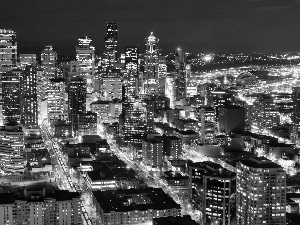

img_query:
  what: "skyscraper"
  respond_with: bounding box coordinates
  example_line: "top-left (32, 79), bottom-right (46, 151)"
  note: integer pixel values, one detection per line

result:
top-left (175, 48), bottom-right (186, 101)
top-left (19, 54), bottom-right (37, 67)
top-left (0, 123), bottom-right (24, 173)
top-left (125, 46), bottom-right (139, 98)
top-left (21, 65), bottom-right (38, 126)
top-left (291, 87), bottom-right (300, 144)
top-left (1, 70), bottom-right (22, 124)
top-left (158, 56), bottom-right (167, 95)
top-left (76, 37), bottom-right (95, 93)
top-left (122, 101), bottom-right (146, 145)
top-left (102, 72), bottom-right (122, 101)
top-left (0, 29), bottom-right (17, 74)
top-left (143, 32), bottom-right (159, 95)
top-left (68, 76), bottom-right (86, 135)
top-left (218, 105), bottom-right (245, 134)
top-left (236, 157), bottom-right (286, 225)
top-left (102, 22), bottom-right (118, 73)
top-left (41, 45), bottom-right (57, 79)
top-left (46, 78), bottom-right (67, 123)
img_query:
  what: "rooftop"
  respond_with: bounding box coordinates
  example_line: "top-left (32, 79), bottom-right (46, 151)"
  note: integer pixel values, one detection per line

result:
top-left (153, 216), bottom-right (198, 225)
top-left (93, 187), bottom-right (180, 213)
top-left (240, 157), bottom-right (283, 169)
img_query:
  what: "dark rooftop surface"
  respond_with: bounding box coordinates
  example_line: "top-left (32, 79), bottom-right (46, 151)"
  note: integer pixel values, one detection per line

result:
top-left (0, 190), bottom-right (80, 204)
top-left (91, 100), bottom-right (111, 105)
top-left (0, 193), bottom-right (16, 204)
top-left (220, 105), bottom-right (244, 109)
top-left (153, 215), bottom-right (198, 225)
top-left (239, 157), bottom-right (282, 169)
top-left (93, 187), bottom-right (180, 213)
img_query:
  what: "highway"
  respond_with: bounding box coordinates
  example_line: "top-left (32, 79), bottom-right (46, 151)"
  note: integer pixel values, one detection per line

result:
top-left (41, 122), bottom-right (93, 225)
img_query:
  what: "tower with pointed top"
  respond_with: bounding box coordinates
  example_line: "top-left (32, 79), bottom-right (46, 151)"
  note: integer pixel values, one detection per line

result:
top-left (143, 32), bottom-right (160, 95)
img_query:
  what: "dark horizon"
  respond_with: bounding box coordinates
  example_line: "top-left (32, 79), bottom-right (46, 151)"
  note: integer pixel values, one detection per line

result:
top-left (2, 0), bottom-right (300, 55)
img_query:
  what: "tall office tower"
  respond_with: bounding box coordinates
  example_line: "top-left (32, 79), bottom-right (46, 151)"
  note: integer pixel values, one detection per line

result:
top-left (142, 136), bottom-right (164, 170)
top-left (1, 70), bottom-right (22, 125)
top-left (0, 123), bottom-right (24, 173)
top-left (0, 29), bottom-right (17, 74)
top-left (41, 45), bottom-right (57, 79)
top-left (37, 69), bottom-right (48, 124)
top-left (19, 54), bottom-right (37, 67)
top-left (46, 78), bottom-right (67, 123)
top-left (197, 106), bottom-right (217, 145)
top-left (174, 48), bottom-right (186, 101)
top-left (102, 22), bottom-right (118, 73)
top-left (188, 161), bottom-right (235, 225)
top-left (143, 98), bottom-right (155, 132)
top-left (102, 72), bottom-right (122, 100)
top-left (0, 189), bottom-right (81, 225)
top-left (158, 56), bottom-right (167, 95)
top-left (125, 46), bottom-right (139, 98)
top-left (68, 76), bottom-right (86, 135)
top-left (165, 74), bottom-right (175, 109)
top-left (218, 105), bottom-right (245, 134)
top-left (236, 157), bottom-right (286, 225)
top-left (21, 66), bottom-right (38, 126)
top-left (76, 37), bottom-right (95, 93)
top-left (143, 32), bottom-right (159, 95)
top-left (122, 101), bottom-right (146, 145)
top-left (291, 87), bottom-right (300, 144)
top-left (74, 112), bottom-right (97, 136)
top-left (252, 94), bottom-right (279, 129)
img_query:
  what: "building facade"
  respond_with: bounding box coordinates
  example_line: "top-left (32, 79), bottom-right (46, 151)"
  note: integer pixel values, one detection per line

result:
top-left (236, 157), bottom-right (286, 225)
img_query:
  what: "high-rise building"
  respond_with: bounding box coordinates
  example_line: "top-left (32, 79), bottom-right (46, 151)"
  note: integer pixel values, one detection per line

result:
top-left (236, 157), bottom-right (286, 225)
top-left (158, 56), bottom-right (167, 95)
top-left (122, 101), bottom-right (146, 145)
top-left (143, 98), bottom-right (155, 132)
top-left (165, 74), bottom-right (175, 109)
top-left (0, 29), bottom-right (17, 74)
top-left (1, 70), bottom-right (22, 124)
top-left (41, 45), bottom-right (57, 79)
top-left (125, 46), bottom-right (139, 98)
top-left (102, 22), bottom-right (118, 72)
top-left (292, 87), bottom-right (300, 144)
top-left (0, 189), bottom-right (81, 225)
top-left (102, 72), bottom-right (122, 101)
top-left (163, 135), bottom-right (182, 159)
top-left (142, 135), bottom-right (164, 171)
top-left (46, 78), bottom-right (68, 123)
top-left (252, 94), bottom-right (279, 129)
top-left (0, 123), bottom-right (24, 173)
top-left (75, 112), bottom-right (97, 136)
top-left (76, 37), bottom-right (95, 93)
top-left (37, 69), bottom-right (48, 124)
top-left (21, 66), bottom-right (38, 126)
top-left (175, 48), bottom-right (186, 101)
top-left (188, 161), bottom-right (236, 225)
top-left (218, 105), bottom-right (245, 134)
top-left (143, 32), bottom-right (159, 95)
top-left (19, 54), bottom-right (37, 67)
top-left (197, 106), bottom-right (216, 145)
top-left (68, 76), bottom-right (86, 135)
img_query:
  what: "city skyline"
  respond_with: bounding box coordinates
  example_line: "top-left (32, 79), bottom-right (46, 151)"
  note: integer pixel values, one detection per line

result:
top-left (2, 0), bottom-right (300, 54)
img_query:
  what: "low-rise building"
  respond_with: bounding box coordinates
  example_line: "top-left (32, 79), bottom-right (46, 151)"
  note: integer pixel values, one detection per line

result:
top-left (0, 188), bottom-right (80, 225)
top-left (92, 187), bottom-right (181, 225)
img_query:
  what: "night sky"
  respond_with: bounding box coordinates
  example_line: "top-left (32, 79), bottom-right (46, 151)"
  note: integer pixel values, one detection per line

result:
top-left (1, 0), bottom-right (300, 55)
